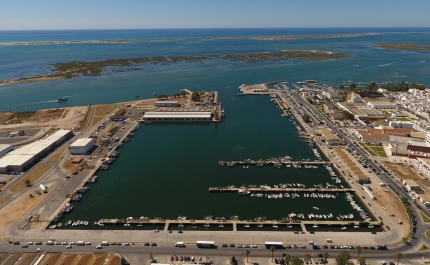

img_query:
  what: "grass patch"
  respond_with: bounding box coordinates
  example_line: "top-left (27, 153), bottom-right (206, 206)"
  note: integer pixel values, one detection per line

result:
top-left (4, 112), bottom-right (35, 125)
top-left (426, 231), bottom-right (430, 239)
top-left (359, 143), bottom-right (387, 157)
top-left (420, 211), bottom-right (430, 223)
top-left (45, 146), bottom-right (67, 163)
top-left (420, 244), bottom-right (429, 251)
top-left (0, 196), bottom-right (12, 206)
top-left (10, 165), bottom-right (52, 192)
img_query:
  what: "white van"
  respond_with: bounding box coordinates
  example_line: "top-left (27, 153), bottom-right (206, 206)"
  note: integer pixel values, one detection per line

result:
top-left (101, 241), bottom-right (109, 246)
top-left (175, 242), bottom-right (185, 247)
top-left (46, 241), bottom-right (54, 245)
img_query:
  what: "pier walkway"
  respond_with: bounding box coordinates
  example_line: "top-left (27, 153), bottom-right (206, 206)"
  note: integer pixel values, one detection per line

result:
top-left (219, 160), bottom-right (331, 165)
top-left (208, 187), bottom-right (354, 193)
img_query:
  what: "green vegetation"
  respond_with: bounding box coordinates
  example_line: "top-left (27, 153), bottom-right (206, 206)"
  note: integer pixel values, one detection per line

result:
top-left (357, 256), bottom-right (366, 265)
top-left (336, 251), bottom-right (352, 265)
top-left (284, 254), bottom-right (292, 265)
top-left (156, 94), bottom-right (168, 99)
top-left (377, 43), bottom-right (430, 51)
top-left (270, 246), bottom-right (275, 261)
top-left (400, 196), bottom-right (415, 221)
top-left (426, 230), bottom-right (430, 238)
top-left (380, 81), bottom-right (425, 91)
top-left (291, 256), bottom-right (304, 265)
top-left (342, 110), bottom-right (354, 120)
top-left (420, 211), bottom-right (430, 223)
top-left (359, 143), bottom-right (387, 158)
top-left (339, 84), bottom-right (345, 89)
top-left (365, 82), bottom-right (378, 90)
top-left (396, 253), bottom-right (403, 265)
top-left (4, 112), bottom-right (35, 125)
top-left (2, 50), bottom-right (350, 85)
top-left (419, 245), bottom-right (429, 251)
top-left (244, 250), bottom-right (250, 262)
top-left (306, 98), bottom-right (313, 104)
top-left (349, 83), bottom-right (356, 88)
top-left (191, 91), bottom-right (200, 101)
top-left (302, 114), bottom-right (310, 123)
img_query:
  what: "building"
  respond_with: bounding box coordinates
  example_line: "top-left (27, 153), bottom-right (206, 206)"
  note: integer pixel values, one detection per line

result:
top-left (403, 179), bottom-right (421, 192)
top-left (367, 101), bottom-right (399, 109)
top-left (316, 128), bottom-right (345, 146)
top-left (154, 100), bottom-right (180, 108)
top-left (413, 157), bottom-right (430, 179)
top-left (143, 111), bottom-right (212, 122)
top-left (418, 193), bottom-right (430, 205)
top-left (68, 138), bottom-right (95, 155)
top-left (0, 144), bottom-right (13, 158)
top-left (0, 129), bottom-right (72, 173)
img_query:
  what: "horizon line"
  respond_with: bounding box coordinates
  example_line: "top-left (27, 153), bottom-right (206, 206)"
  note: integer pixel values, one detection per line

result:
top-left (2, 26), bottom-right (430, 32)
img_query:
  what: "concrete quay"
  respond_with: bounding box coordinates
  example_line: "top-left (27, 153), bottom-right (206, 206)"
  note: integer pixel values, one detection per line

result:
top-left (218, 160), bottom-right (332, 165)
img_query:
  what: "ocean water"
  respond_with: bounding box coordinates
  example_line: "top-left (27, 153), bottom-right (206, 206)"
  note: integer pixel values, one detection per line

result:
top-left (0, 28), bottom-right (429, 225)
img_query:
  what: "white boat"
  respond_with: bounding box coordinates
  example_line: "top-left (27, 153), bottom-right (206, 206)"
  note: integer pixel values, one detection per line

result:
top-left (313, 225), bottom-right (318, 228)
top-left (238, 189), bottom-right (251, 195)
top-left (341, 227), bottom-right (347, 230)
top-left (287, 225), bottom-right (292, 228)
top-left (218, 225), bottom-right (224, 228)
top-left (354, 226), bottom-right (359, 228)
top-left (368, 225), bottom-right (374, 228)
top-left (313, 207), bottom-right (319, 210)
top-left (272, 225), bottom-right (278, 228)
top-left (244, 225), bottom-right (250, 228)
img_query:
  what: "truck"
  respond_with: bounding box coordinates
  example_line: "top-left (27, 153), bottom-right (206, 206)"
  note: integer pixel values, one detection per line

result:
top-left (39, 184), bottom-right (47, 193)
top-left (76, 241), bottom-right (85, 246)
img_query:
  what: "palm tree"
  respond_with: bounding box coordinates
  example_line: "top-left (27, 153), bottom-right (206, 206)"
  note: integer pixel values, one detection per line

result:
top-left (25, 179), bottom-right (31, 187)
top-left (357, 256), bottom-right (366, 265)
top-left (284, 254), bottom-right (292, 265)
top-left (270, 246), bottom-right (276, 262)
top-left (356, 246), bottom-right (362, 260)
top-left (245, 250), bottom-right (250, 263)
top-left (396, 252), bottom-right (403, 265)
top-left (304, 254), bottom-right (311, 262)
top-left (323, 252), bottom-right (329, 263)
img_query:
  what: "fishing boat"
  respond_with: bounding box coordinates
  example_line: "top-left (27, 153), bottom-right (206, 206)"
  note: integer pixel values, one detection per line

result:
top-left (368, 225), bottom-right (374, 228)
top-left (57, 96), bottom-right (68, 101)
top-left (244, 224), bottom-right (250, 228)
top-left (218, 225), bottom-right (224, 228)
top-left (341, 227), bottom-right (347, 230)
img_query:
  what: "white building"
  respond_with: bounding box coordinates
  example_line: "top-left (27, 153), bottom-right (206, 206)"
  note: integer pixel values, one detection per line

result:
top-left (0, 129), bottom-right (72, 173)
top-left (154, 100), bottom-right (180, 108)
top-left (413, 157), bottom-right (430, 179)
top-left (389, 121), bottom-right (414, 129)
top-left (143, 111), bottom-right (212, 122)
top-left (367, 101), bottom-right (398, 109)
top-left (68, 138), bottom-right (95, 155)
top-left (403, 179), bottom-right (421, 192)
top-left (0, 144), bottom-right (13, 158)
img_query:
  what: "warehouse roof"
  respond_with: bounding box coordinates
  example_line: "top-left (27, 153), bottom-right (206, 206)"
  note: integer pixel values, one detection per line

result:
top-left (0, 144), bottom-right (13, 152)
top-left (144, 112), bottom-right (211, 118)
top-left (70, 138), bottom-right (94, 147)
top-left (9, 129), bottom-right (70, 156)
top-left (0, 154), bottom-right (33, 168)
top-left (155, 100), bottom-right (179, 104)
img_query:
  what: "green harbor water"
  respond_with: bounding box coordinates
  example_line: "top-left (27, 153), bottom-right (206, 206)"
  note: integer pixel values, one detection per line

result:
top-left (60, 94), bottom-right (376, 230)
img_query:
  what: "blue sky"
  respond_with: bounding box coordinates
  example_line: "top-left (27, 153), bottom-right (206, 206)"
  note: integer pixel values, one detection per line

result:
top-left (2, 0), bottom-right (430, 30)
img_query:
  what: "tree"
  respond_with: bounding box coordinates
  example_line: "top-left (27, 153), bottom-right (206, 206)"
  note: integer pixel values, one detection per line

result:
top-left (335, 251), bottom-right (351, 265)
top-left (339, 84), bottom-right (345, 89)
top-left (356, 246), bottom-right (362, 260)
top-left (245, 250), bottom-right (250, 263)
top-left (148, 252), bottom-right (154, 262)
top-left (357, 256), bottom-right (366, 265)
top-left (270, 246), bottom-right (275, 261)
top-left (191, 91), bottom-right (200, 101)
top-left (365, 82), bottom-right (378, 91)
top-left (25, 179), bottom-right (31, 187)
top-left (323, 252), bottom-right (329, 263)
top-left (230, 256), bottom-right (236, 265)
top-left (284, 254), bottom-right (292, 265)
top-left (396, 252), bottom-right (403, 265)
top-left (349, 83), bottom-right (356, 88)
top-left (304, 254), bottom-right (311, 262)
top-left (291, 256), bottom-right (304, 265)
top-left (302, 114), bottom-right (310, 123)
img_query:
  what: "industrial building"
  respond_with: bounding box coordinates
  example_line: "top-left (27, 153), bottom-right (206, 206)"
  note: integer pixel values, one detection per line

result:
top-left (68, 138), bottom-right (95, 155)
top-left (0, 144), bottom-right (13, 158)
top-left (143, 111), bottom-right (212, 122)
top-left (0, 129), bottom-right (72, 173)
top-left (154, 100), bottom-right (180, 107)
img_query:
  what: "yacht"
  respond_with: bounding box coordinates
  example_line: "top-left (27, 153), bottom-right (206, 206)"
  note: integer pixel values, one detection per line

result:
top-left (237, 189), bottom-right (251, 195)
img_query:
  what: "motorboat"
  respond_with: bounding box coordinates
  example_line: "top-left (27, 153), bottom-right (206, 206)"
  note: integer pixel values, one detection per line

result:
top-left (313, 207), bottom-right (319, 210)
top-left (237, 189), bottom-right (251, 195)
top-left (57, 96), bottom-right (67, 101)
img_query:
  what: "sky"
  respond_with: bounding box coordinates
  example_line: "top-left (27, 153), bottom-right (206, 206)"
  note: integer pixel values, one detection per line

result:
top-left (2, 0), bottom-right (430, 30)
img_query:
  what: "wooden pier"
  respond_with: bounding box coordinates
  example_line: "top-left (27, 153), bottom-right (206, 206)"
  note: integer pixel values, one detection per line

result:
top-left (208, 187), bottom-right (354, 193)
